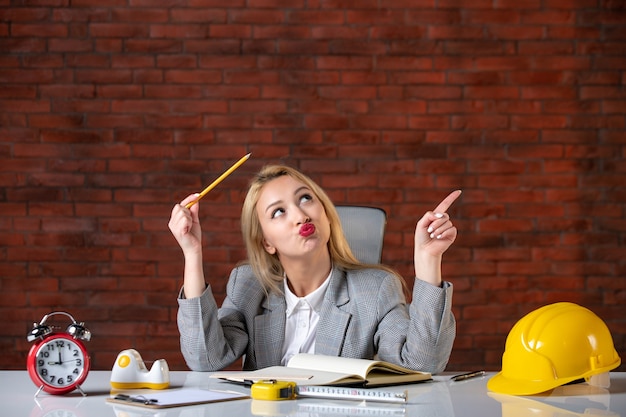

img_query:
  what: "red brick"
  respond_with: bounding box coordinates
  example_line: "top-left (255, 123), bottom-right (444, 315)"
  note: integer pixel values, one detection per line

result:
top-left (535, 56), bottom-right (592, 70)
top-left (11, 23), bottom-right (68, 38)
top-left (371, 26), bottom-right (429, 43)
top-left (89, 23), bottom-right (147, 38)
top-left (123, 39), bottom-right (181, 54)
top-left (170, 9), bottom-right (227, 23)
top-left (429, 25), bottom-right (484, 40)
top-left (316, 56), bottom-right (372, 70)
top-left (452, 115), bottom-right (509, 130)
top-left (248, 0), bottom-right (305, 7)
top-left (110, 7), bottom-right (168, 21)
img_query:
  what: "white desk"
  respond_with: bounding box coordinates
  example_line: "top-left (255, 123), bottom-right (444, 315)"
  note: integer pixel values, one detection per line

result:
top-left (2, 370), bottom-right (625, 417)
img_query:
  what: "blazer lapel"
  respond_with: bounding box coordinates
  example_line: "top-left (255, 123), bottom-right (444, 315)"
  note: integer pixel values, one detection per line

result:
top-left (316, 268), bottom-right (352, 356)
top-left (254, 292), bottom-right (286, 368)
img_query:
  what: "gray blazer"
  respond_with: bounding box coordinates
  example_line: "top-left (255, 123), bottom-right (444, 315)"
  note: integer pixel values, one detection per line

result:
top-left (177, 264), bottom-right (455, 374)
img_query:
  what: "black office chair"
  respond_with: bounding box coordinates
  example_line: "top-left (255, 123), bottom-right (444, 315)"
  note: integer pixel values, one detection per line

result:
top-left (336, 206), bottom-right (387, 264)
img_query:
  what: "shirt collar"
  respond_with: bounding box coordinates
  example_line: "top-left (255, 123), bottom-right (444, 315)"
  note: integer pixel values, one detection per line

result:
top-left (284, 267), bottom-right (332, 316)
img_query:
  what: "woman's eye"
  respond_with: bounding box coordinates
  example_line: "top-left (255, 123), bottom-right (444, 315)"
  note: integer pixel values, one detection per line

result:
top-left (271, 208), bottom-right (285, 219)
top-left (299, 194), bottom-right (313, 204)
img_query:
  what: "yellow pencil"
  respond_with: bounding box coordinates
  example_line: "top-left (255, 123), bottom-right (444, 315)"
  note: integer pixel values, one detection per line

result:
top-left (185, 153), bottom-right (251, 209)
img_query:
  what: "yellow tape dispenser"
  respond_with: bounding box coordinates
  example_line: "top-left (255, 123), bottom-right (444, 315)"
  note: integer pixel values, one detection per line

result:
top-left (110, 349), bottom-right (170, 390)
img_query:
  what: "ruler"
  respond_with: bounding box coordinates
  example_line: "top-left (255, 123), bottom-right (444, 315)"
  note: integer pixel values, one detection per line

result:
top-left (296, 385), bottom-right (408, 404)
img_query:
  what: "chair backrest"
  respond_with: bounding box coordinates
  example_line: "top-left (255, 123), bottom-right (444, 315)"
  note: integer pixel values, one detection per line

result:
top-left (335, 206), bottom-right (387, 264)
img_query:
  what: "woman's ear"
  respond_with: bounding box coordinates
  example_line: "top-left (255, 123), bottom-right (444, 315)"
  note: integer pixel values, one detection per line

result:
top-left (262, 238), bottom-right (276, 255)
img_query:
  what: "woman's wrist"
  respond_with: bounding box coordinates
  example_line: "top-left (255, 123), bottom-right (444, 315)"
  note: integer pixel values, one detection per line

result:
top-left (414, 253), bottom-right (443, 287)
top-left (182, 251), bottom-right (206, 298)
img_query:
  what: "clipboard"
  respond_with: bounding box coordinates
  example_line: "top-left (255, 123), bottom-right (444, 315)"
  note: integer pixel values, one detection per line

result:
top-left (106, 388), bottom-right (249, 409)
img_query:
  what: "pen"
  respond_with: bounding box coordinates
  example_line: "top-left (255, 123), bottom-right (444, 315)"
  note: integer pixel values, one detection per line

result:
top-left (114, 394), bottom-right (158, 405)
top-left (451, 370), bottom-right (485, 382)
top-left (219, 378), bottom-right (256, 387)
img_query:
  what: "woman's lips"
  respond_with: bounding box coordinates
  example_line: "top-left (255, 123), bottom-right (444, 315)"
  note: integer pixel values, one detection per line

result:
top-left (299, 223), bottom-right (316, 237)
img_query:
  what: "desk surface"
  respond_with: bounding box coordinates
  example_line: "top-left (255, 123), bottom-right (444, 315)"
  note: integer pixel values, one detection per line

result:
top-left (2, 370), bottom-right (625, 417)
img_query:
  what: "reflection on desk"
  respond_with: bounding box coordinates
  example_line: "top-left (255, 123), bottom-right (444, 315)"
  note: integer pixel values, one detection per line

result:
top-left (489, 382), bottom-right (622, 417)
top-left (1, 371), bottom-right (623, 417)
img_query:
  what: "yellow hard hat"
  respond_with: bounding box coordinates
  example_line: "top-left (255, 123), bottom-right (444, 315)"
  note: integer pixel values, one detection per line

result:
top-left (487, 302), bottom-right (621, 395)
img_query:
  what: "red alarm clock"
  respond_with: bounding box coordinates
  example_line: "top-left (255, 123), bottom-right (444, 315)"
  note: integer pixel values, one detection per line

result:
top-left (26, 311), bottom-right (91, 396)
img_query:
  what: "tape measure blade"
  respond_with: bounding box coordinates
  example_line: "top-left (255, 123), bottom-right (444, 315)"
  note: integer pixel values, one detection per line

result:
top-left (295, 385), bottom-right (408, 404)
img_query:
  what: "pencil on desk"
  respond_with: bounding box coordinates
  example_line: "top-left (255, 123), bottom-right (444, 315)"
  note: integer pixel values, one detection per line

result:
top-left (185, 153), bottom-right (251, 209)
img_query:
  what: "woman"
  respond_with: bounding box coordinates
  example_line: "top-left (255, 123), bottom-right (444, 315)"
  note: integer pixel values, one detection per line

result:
top-left (168, 165), bottom-right (461, 373)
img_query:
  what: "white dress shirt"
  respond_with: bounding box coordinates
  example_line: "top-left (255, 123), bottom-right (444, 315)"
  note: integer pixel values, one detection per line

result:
top-left (281, 270), bottom-right (332, 365)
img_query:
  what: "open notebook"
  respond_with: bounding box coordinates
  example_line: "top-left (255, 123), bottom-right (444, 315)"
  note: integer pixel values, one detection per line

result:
top-left (211, 353), bottom-right (431, 387)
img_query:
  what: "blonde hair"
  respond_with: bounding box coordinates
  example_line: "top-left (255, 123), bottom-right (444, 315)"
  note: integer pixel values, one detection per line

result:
top-left (240, 165), bottom-right (402, 295)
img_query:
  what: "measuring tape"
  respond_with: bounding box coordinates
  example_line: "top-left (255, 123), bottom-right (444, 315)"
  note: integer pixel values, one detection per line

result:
top-left (251, 380), bottom-right (408, 404)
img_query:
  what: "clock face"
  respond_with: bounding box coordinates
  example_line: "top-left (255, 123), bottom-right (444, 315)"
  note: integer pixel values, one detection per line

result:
top-left (28, 334), bottom-right (90, 394)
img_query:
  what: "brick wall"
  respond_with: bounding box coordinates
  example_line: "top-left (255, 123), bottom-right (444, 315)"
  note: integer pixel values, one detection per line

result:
top-left (1, 1), bottom-right (624, 373)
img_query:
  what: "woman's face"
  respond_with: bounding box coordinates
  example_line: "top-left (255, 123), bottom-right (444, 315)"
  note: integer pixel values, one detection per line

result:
top-left (256, 175), bottom-right (330, 260)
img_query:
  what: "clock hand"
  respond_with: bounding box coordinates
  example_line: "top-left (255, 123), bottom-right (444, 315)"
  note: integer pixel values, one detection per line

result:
top-left (48, 352), bottom-right (63, 365)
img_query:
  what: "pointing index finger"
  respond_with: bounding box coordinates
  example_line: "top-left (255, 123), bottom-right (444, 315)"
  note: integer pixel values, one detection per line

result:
top-left (433, 190), bottom-right (462, 214)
